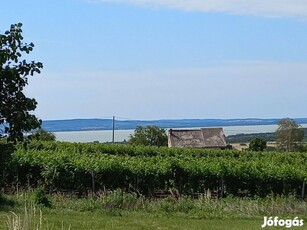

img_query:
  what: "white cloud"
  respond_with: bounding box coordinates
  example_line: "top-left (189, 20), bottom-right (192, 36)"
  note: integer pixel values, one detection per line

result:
top-left (91, 0), bottom-right (307, 18)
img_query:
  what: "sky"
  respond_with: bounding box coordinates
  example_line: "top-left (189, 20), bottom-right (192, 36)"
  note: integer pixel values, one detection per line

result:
top-left (1, 0), bottom-right (307, 120)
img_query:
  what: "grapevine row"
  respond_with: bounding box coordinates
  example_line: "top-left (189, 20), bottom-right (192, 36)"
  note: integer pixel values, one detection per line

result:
top-left (8, 141), bottom-right (307, 197)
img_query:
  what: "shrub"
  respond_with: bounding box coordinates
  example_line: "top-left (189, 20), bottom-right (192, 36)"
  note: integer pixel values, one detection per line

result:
top-left (32, 189), bottom-right (51, 208)
top-left (102, 189), bottom-right (138, 210)
top-left (249, 138), bottom-right (267, 151)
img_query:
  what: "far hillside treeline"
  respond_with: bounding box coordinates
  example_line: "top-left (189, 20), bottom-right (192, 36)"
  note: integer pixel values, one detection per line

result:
top-left (42, 118), bottom-right (307, 132)
top-left (226, 128), bottom-right (307, 143)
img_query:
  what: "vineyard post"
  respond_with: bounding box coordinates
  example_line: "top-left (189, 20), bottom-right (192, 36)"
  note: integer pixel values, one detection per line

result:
top-left (2, 168), bottom-right (5, 189)
top-left (49, 168), bottom-right (57, 195)
top-left (219, 176), bottom-right (224, 198)
top-left (112, 116), bottom-right (115, 143)
top-left (302, 181), bottom-right (305, 200)
top-left (91, 171), bottom-right (95, 196)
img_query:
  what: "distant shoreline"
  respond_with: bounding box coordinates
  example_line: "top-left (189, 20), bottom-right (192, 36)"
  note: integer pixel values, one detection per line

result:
top-left (53, 123), bottom-right (307, 143)
top-left (42, 118), bottom-right (307, 133)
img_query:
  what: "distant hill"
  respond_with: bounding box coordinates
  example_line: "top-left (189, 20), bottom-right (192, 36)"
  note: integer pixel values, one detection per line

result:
top-left (226, 132), bottom-right (276, 143)
top-left (226, 128), bottom-right (307, 143)
top-left (42, 118), bottom-right (307, 133)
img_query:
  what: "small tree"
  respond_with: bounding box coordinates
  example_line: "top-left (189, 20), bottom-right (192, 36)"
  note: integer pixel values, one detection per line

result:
top-left (249, 137), bottom-right (267, 151)
top-left (129, 125), bottom-right (168, 147)
top-left (0, 23), bottom-right (43, 142)
top-left (29, 128), bottom-right (56, 141)
top-left (276, 118), bottom-right (304, 152)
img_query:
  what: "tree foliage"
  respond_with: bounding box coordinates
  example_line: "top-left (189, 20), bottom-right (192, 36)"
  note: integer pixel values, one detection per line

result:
top-left (276, 118), bottom-right (304, 152)
top-left (0, 23), bottom-right (43, 142)
top-left (129, 125), bottom-right (168, 147)
top-left (0, 141), bottom-right (15, 187)
top-left (249, 137), bottom-right (267, 151)
top-left (29, 128), bottom-right (56, 142)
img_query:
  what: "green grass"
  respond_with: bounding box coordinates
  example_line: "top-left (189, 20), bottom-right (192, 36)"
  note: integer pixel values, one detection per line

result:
top-left (1, 192), bottom-right (307, 230)
top-left (0, 209), bottom-right (264, 230)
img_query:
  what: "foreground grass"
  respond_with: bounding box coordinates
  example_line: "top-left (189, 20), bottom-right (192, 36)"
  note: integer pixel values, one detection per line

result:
top-left (1, 191), bottom-right (307, 230)
top-left (0, 210), bottom-right (263, 230)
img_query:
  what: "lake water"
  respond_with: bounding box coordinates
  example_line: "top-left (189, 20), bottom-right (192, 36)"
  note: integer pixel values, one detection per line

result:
top-left (55, 124), bottom-right (307, 143)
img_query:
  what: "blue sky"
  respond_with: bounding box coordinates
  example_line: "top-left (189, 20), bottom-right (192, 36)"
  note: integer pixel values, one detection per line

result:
top-left (1, 0), bottom-right (307, 120)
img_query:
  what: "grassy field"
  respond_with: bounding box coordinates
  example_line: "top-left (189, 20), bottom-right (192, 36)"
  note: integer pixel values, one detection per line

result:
top-left (0, 209), bottom-right (264, 230)
top-left (1, 192), bottom-right (307, 230)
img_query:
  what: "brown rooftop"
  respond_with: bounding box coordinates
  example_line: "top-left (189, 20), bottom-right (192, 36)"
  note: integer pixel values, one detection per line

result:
top-left (168, 127), bottom-right (227, 148)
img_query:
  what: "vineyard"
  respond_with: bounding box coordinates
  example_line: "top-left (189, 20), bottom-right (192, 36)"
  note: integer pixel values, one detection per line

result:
top-left (4, 141), bottom-right (307, 197)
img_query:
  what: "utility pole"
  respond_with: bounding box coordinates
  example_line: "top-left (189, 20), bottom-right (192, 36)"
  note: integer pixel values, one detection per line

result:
top-left (112, 116), bottom-right (115, 143)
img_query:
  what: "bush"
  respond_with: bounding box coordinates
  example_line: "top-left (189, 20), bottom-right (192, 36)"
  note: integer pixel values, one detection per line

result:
top-left (157, 197), bottom-right (176, 213)
top-left (32, 188), bottom-right (51, 207)
top-left (29, 129), bottom-right (56, 142)
top-left (249, 138), bottom-right (267, 151)
top-left (0, 193), bottom-right (14, 207)
top-left (102, 189), bottom-right (139, 210)
top-left (129, 125), bottom-right (168, 147)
